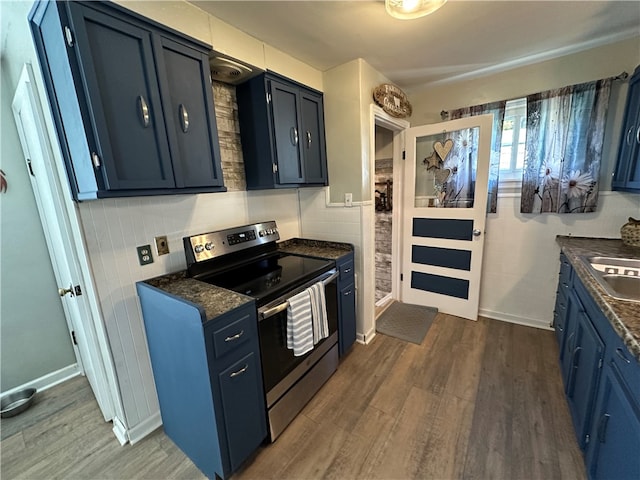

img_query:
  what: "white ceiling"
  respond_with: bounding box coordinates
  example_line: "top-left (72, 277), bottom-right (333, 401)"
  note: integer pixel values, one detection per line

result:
top-left (190, 0), bottom-right (640, 90)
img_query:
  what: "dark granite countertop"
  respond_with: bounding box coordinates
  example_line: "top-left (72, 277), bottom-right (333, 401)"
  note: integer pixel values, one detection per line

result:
top-left (556, 236), bottom-right (640, 362)
top-left (141, 271), bottom-right (253, 321)
top-left (278, 238), bottom-right (353, 260)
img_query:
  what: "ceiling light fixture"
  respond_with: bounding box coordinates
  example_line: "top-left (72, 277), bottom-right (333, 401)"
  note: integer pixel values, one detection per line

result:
top-left (385, 0), bottom-right (447, 20)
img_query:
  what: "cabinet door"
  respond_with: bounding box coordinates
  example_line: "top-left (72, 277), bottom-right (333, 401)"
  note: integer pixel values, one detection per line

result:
top-left (566, 310), bottom-right (604, 449)
top-left (613, 68), bottom-right (640, 191)
top-left (300, 91), bottom-right (327, 184)
top-left (156, 37), bottom-right (224, 188)
top-left (67, 3), bottom-right (175, 190)
top-left (587, 363), bottom-right (640, 480)
top-left (560, 290), bottom-right (580, 387)
top-left (218, 352), bottom-right (267, 472)
top-left (270, 80), bottom-right (304, 184)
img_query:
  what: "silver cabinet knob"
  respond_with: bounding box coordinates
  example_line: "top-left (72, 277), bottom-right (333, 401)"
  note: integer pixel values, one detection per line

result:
top-left (473, 229), bottom-right (482, 237)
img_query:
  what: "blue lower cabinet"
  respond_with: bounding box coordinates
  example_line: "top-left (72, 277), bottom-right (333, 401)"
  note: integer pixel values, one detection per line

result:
top-left (137, 283), bottom-right (266, 479)
top-left (217, 352), bottom-right (266, 472)
top-left (586, 362), bottom-right (640, 480)
top-left (336, 253), bottom-right (356, 356)
top-left (554, 252), bottom-right (640, 477)
top-left (565, 305), bottom-right (604, 449)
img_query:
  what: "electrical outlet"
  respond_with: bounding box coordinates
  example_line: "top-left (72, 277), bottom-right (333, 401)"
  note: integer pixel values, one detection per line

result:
top-left (345, 193), bottom-right (353, 207)
top-left (137, 245), bottom-right (154, 265)
top-left (155, 235), bottom-right (169, 256)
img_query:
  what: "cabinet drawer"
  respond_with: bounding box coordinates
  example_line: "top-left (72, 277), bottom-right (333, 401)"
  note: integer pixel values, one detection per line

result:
top-left (211, 312), bottom-right (254, 359)
top-left (339, 259), bottom-right (354, 281)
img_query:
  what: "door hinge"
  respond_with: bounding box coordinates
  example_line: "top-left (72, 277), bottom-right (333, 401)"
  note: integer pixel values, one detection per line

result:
top-left (402, 150), bottom-right (406, 160)
top-left (64, 26), bottom-right (74, 47)
top-left (27, 159), bottom-right (35, 176)
top-left (400, 273), bottom-right (403, 281)
top-left (71, 330), bottom-right (78, 345)
top-left (91, 152), bottom-right (101, 168)
top-left (585, 434), bottom-right (590, 445)
top-left (598, 357), bottom-right (603, 369)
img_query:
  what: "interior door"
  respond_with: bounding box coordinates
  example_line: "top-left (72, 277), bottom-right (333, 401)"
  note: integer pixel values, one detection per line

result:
top-left (401, 114), bottom-right (493, 320)
top-left (12, 64), bottom-right (116, 421)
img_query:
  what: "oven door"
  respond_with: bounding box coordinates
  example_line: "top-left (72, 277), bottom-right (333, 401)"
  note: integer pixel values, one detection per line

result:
top-left (257, 268), bottom-right (339, 408)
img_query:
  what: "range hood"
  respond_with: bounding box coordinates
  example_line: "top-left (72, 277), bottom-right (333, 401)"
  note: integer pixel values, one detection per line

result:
top-left (209, 54), bottom-right (261, 85)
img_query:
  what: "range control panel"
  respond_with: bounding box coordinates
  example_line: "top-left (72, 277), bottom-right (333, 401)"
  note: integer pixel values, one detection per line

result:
top-left (185, 220), bottom-right (280, 263)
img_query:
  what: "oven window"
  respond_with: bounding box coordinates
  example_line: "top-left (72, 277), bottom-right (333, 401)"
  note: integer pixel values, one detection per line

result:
top-left (258, 282), bottom-right (338, 394)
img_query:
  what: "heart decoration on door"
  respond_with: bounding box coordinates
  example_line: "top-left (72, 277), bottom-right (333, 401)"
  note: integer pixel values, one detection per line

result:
top-left (434, 139), bottom-right (453, 162)
top-left (434, 168), bottom-right (452, 186)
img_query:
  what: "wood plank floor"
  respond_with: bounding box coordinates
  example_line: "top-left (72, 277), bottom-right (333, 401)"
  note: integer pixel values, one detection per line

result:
top-left (1, 314), bottom-right (586, 480)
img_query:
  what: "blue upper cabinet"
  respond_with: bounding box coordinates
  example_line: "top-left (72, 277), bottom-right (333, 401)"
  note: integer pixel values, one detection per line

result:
top-left (236, 72), bottom-right (328, 189)
top-left (29, 1), bottom-right (225, 200)
top-left (612, 65), bottom-right (640, 192)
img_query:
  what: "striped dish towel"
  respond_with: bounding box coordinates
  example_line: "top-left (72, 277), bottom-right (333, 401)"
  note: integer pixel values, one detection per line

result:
top-left (309, 282), bottom-right (328, 344)
top-left (286, 289), bottom-right (314, 356)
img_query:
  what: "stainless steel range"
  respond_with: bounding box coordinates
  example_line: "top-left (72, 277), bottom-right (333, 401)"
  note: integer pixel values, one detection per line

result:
top-left (184, 221), bottom-right (340, 440)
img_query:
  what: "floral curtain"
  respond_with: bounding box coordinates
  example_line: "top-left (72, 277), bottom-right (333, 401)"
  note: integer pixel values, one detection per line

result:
top-left (450, 101), bottom-right (506, 213)
top-left (520, 79), bottom-right (612, 213)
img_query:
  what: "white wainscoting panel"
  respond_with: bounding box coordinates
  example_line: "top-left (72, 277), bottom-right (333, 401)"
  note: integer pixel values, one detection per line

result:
top-left (77, 190), bottom-right (300, 433)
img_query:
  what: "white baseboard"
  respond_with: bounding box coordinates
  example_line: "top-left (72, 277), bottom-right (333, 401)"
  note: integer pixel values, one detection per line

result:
top-left (127, 410), bottom-right (162, 445)
top-left (358, 325), bottom-right (377, 345)
top-left (375, 293), bottom-right (393, 308)
top-left (112, 416), bottom-right (129, 446)
top-left (1, 363), bottom-right (81, 397)
top-left (479, 308), bottom-right (553, 331)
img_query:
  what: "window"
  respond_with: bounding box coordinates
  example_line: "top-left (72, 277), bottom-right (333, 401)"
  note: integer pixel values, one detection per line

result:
top-left (499, 98), bottom-right (526, 182)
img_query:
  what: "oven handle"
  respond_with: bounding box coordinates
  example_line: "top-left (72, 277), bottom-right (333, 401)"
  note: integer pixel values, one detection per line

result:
top-left (259, 269), bottom-right (339, 320)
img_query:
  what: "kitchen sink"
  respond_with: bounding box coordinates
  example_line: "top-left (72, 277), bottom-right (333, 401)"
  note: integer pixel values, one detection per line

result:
top-left (579, 256), bottom-right (640, 302)
top-left (602, 275), bottom-right (640, 298)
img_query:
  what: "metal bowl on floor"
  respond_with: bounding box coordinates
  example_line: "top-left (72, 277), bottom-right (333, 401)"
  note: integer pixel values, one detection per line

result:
top-left (1, 388), bottom-right (36, 418)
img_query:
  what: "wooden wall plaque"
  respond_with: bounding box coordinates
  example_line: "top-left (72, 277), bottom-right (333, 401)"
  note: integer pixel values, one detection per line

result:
top-left (373, 83), bottom-right (412, 118)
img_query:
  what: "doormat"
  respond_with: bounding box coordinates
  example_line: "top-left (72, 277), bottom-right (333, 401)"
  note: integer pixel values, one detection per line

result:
top-left (376, 302), bottom-right (438, 345)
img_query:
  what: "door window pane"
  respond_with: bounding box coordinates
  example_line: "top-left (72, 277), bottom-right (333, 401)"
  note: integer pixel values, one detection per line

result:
top-left (415, 127), bottom-right (479, 208)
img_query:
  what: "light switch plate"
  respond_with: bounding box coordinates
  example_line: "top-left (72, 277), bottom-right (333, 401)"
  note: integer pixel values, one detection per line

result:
top-left (137, 245), bottom-right (154, 265)
top-left (155, 236), bottom-right (169, 256)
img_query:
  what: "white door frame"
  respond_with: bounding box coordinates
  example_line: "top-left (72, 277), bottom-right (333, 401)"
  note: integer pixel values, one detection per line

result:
top-left (12, 63), bottom-right (127, 444)
top-left (370, 105), bottom-right (409, 316)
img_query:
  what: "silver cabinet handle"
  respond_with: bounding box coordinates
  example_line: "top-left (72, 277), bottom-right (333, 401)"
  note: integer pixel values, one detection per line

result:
top-left (290, 127), bottom-right (298, 146)
top-left (224, 330), bottom-right (244, 342)
top-left (626, 125), bottom-right (635, 146)
top-left (138, 96), bottom-right (150, 128)
top-left (306, 131), bottom-right (312, 148)
top-left (636, 125), bottom-right (640, 145)
top-left (179, 104), bottom-right (189, 133)
top-left (598, 413), bottom-right (611, 443)
top-left (229, 364), bottom-right (248, 378)
top-left (615, 347), bottom-right (631, 364)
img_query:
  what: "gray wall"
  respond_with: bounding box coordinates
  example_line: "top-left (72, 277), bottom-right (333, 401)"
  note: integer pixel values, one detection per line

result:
top-left (1, 1), bottom-right (76, 392)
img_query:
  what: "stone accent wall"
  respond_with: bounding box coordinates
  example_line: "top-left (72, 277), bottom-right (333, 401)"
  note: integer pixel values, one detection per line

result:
top-left (213, 82), bottom-right (246, 191)
top-left (375, 157), bottom-right (393, 302)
